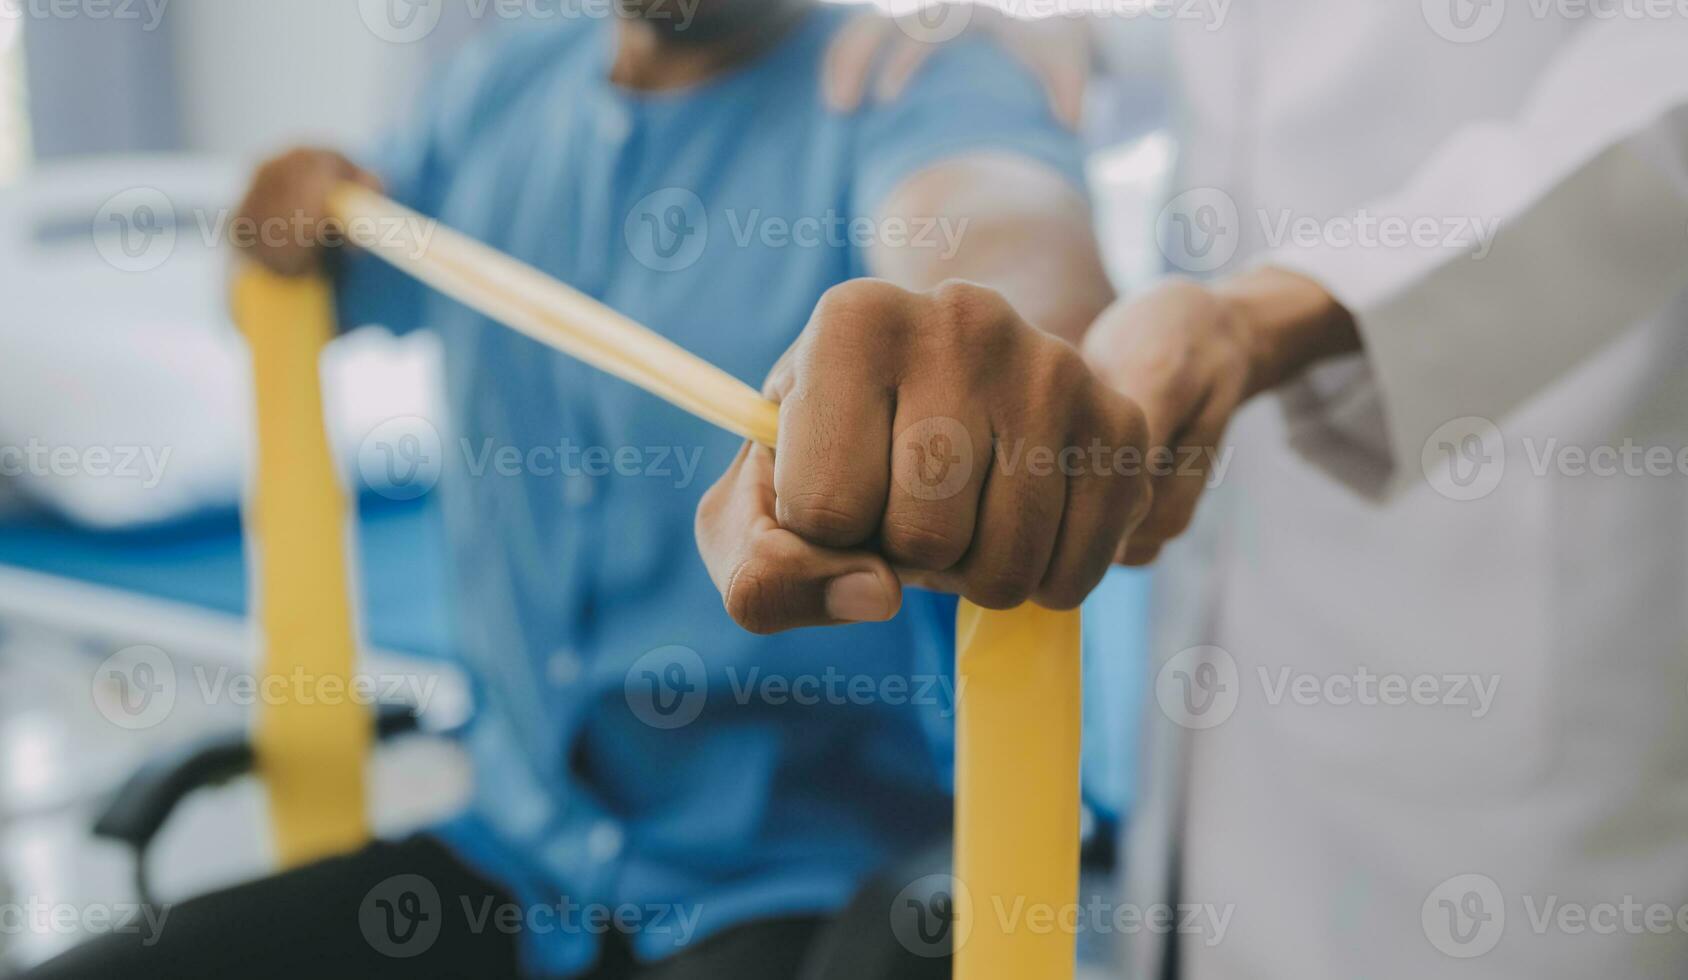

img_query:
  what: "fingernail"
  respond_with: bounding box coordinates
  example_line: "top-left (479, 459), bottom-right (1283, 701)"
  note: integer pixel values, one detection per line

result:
top-left (826, 572), bottom-right (894, 623)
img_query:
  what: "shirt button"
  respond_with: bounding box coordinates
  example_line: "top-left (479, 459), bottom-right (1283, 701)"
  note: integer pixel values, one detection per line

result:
top-left (587, 822), bottom-right (623, 862)
top-left (548, 648), bottom-right (582, 685)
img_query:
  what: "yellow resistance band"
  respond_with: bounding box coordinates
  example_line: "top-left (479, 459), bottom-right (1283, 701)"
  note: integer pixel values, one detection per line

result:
top-left (234, 184), bottom-right (1082, 978)
top-left (234, 268), bottom-right (372, 867)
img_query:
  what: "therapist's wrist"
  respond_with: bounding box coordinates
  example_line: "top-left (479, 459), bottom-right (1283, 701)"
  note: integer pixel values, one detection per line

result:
top-left (1215, 266), bottom-right (1360, 398)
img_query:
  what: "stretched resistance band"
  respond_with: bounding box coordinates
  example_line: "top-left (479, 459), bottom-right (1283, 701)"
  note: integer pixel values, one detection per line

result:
top-left (234, 184), bottom-right (1082, 978)
top-left (234, 269), bottom-right (371, 867)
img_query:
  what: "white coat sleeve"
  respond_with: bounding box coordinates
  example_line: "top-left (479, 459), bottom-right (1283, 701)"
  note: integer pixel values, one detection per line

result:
top-left (1265, 21), bottom-right (1688, 499)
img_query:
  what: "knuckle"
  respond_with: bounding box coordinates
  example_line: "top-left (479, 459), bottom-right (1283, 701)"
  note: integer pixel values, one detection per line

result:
top-left (1045, 340), bottom-right (1092, 391)
top-left (924, 280), bottom-right (1019, 370)
top-left (776, 491), bottom-right (878, 548)
top-left (931, 281), bottom-right (1011, 339)
top-left (812, 280), bottom-right (909, 345)
top-left (931, 279), bottom-right (1010, 329)
top-left (723, 554), bottom-right (787, 636)
top-left (1037, 569), bottom-right (1100, 612)
top-left (966, 564), bottom-right (1040, 611)
top-left (1095, 386), bottom-right (1149, 449)
top-left (881, 517), bottom-right (969, 571)
top-left (1032, 345), bottom-right (1095, 420)
top-left (811, 282), bottom-right (858, 321)
top-left (1123, 472), bottom-right (1156, 529)
top-left (1144, 343), bottom-right (1194, 383)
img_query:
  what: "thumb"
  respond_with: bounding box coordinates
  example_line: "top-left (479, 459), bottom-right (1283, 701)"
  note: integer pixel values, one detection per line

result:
top-left (697, 444), bottom-right (902, 635)
top-left (724, 530), bottom-right (902, 635)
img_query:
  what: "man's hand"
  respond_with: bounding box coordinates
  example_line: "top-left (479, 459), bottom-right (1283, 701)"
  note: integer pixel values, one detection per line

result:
top-left (233, 148), bottom-right (381, 276)
top-left (696, 279), bottom-right (1153, 635)
top-left (1080, 270), bottom-right (1359, 564)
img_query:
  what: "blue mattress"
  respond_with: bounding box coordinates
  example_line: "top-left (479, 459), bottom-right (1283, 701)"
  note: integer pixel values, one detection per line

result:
top-left (0, 495), bottom-right (1148, 819)
top-left (0, 495), bottom-right (452, 659)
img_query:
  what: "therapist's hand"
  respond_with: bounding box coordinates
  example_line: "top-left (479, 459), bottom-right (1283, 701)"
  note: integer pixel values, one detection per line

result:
top-left (696, 279), bottom-right (1153, 635)
top-left (822, 8), bottom-right (1092, 128)
top-left (1081, 270), bottom-right (1359, 564)
top-left (233, 148), bottom-right (382, 276)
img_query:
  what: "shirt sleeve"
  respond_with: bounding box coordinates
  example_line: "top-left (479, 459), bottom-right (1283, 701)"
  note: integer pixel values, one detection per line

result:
top-left (332, 33), bottom-right (510, 336)
top-left (1265, 21), bottom-right (1688, 500)
top-left (331, 105), bottom-right (440, 337)
top-left (849, 34), bottom-right (1089, 221)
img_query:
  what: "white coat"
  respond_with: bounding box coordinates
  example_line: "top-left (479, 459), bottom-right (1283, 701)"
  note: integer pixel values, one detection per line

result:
top-left (1112, 6), bottom-right (1688, 978)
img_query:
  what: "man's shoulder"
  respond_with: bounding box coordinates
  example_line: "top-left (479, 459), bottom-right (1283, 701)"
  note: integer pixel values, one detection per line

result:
top-left (835, 21), bottom-right (1085, 208)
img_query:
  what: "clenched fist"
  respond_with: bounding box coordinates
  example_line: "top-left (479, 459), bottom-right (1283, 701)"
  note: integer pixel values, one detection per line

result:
top-left (232, 148), bottom-right (382, 276)
top-left (696, 279), bottom-right (1153, 635)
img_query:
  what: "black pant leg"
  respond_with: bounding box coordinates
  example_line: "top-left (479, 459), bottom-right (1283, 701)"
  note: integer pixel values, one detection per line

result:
top-left (800, 840), bottom-right (954, 980)
top-left (23, 836), bottom-right (529, 980)
top-left (636, 917), bottom-right (824, 980)
top-left (25, 833), bottom-right (968, 980)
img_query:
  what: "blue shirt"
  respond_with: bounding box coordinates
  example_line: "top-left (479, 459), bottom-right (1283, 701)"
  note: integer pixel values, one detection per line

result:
top-left (337, 11), bottom-right (1084, 977)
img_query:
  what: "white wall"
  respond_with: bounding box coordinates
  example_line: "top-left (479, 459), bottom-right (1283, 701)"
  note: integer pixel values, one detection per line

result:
top-left (169, 0), bottom-right (439, 159)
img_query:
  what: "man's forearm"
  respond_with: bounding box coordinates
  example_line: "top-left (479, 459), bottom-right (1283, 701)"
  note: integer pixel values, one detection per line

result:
top-left (865, 154), bottom-right (1115, 345)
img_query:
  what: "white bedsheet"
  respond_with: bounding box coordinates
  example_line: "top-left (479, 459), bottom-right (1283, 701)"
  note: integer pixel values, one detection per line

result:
top-left (0, 155), bottom-right (441, 528)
